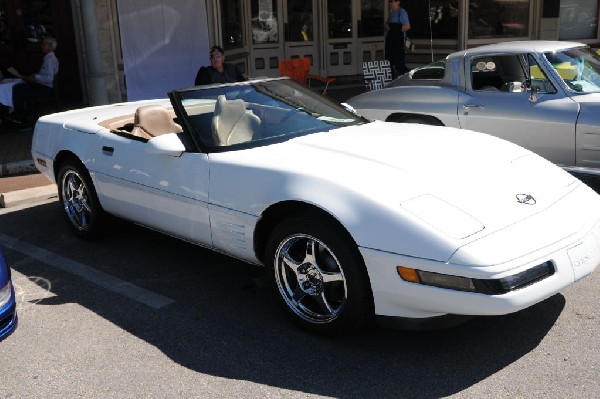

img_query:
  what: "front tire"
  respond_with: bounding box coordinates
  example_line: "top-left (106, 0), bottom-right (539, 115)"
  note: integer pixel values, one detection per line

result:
top-left (57, 160), bottom-right (107, 239)
top-left (266, 214), bottom-right (373, 336)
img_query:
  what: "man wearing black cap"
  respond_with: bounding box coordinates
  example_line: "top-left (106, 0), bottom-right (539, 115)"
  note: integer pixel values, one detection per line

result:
top-left (194, 45), bottom-right (246, 85)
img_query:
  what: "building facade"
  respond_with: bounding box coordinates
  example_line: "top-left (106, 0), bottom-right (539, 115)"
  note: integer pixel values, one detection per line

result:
top-left (1, 0), bottom-right (598, 104)
top-left (210, 0), bottom-right (600, 79)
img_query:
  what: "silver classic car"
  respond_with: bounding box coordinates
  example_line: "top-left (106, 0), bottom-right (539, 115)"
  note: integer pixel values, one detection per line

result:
top-left (347, 41), bottom-right (600, 177)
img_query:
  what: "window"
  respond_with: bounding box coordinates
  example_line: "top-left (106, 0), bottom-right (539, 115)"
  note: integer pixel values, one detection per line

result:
top-left (471, 56), bottom-right (506, 91)
top-left (470, 54), bottom-right (556, 94)
top-left (558, 0), bottom-right (598, 40)
top-left (360, 0), bottom-right (384, 38)
top-left (328, 2), bottom-right (352, 39)
top-left (22, 0), bottom-right (54, 42)
top-left (287, 0), bottom-right (313, 42)
top-left (404, 0), bottom-right (459, 40)
top-left (526, 54), bottom-right (556, 94)
top-left (468, 0), bottom-right (530, 39)
top-left (544, 47), bottom-right (600, 93)
top-left (411, 61), bottom-right (445, 80)
top-left (0, 2), bottom-right (12, 46)
top-left (251, 0), bottom-right (278, 44)
top-left (221, 0), bottom-right (243, 50)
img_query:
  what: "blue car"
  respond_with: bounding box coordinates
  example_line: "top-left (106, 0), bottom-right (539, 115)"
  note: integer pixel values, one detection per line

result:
top-left (0, 244), bottom-right (17, 340)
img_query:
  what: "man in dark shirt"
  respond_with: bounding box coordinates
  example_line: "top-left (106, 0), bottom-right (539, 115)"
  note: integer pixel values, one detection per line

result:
top-left (194, 45), bottom-right (246, 85)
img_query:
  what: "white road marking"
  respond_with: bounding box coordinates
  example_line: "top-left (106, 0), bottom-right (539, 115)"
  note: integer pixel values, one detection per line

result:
top-left (0, 232), bottom-right (175, 309)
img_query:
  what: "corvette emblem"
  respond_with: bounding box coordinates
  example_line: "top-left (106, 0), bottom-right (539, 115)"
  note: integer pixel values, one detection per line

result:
top-left (516, 194), bottom-right (536, 205)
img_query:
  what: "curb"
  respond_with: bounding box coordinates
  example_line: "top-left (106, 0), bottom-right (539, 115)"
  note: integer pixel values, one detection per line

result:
top-left (0, 160), bottom-right (38, 178)
top-left (0, 184), bottom-right (58, 208)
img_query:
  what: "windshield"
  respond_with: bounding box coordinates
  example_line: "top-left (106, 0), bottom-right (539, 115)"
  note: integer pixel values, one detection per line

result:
top-left (170, 78), bottom-right (367, 149)
top-left (544, 47), bottom-right (600, 93)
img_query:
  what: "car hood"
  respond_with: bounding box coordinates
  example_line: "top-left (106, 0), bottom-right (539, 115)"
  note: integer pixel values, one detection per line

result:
top-left (211, 121), bottom-right (577, 256)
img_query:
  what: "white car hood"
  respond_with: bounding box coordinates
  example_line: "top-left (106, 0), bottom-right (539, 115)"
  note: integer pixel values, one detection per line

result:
top-left (222, 122), bottom-right (577, 244)
top-left (306, 120), bottom-right (573, 221)
top-left (213, 121), bottom-right (577, 247)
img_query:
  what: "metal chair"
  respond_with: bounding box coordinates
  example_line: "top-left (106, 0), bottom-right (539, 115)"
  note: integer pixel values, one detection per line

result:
top-left (278, 58), bottom-right (336, 95)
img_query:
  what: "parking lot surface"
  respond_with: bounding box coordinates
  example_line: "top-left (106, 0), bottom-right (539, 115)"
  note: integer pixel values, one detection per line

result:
top-left (0, 196), bottom-right (598, 398)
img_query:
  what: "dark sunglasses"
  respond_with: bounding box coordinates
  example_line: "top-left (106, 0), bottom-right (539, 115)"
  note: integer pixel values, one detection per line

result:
top-left (210, 53), bottom-right (223, 59)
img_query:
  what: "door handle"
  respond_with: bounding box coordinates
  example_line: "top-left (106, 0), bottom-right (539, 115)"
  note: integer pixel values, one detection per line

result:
top-left (463, 104), bottom-right (484, 109)
top-left (102, 146), bottom-right (114, 154)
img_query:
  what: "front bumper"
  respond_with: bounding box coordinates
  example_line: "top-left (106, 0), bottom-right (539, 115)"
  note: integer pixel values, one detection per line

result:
top-left (360, 210), bottom-right (600, 321)
top-left (0, 284), bottom-right (17, 341)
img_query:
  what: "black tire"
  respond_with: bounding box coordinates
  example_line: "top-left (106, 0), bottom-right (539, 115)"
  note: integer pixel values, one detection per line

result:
top-left (57, 160), bottom-right (107, 239)
top-left (266, 213), bottom-right (373, 336)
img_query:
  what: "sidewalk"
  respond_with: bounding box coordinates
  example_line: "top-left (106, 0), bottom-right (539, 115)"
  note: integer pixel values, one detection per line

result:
top-left (0, 83), bottom-right (366, 208)
top-left (0, 125), bottom-right (57, 207)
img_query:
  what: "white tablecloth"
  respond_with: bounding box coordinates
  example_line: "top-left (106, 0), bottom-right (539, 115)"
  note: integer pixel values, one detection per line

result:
top-left (0, 79), bottom-right (23, 109)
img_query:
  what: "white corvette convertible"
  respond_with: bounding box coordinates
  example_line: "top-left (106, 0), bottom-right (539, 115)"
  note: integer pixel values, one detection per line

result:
top-left (32, 78), bottom-right (600, 335)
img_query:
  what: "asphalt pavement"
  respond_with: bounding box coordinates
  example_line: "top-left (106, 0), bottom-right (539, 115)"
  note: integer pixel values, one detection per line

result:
top-left (0, 84), bottom-right (366, 208)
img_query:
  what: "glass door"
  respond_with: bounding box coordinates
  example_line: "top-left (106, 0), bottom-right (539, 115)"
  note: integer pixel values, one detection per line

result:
top-left (357, 0), bottom-right (386, 66)
top-left (283, 0), bottom-right (319, 72)
top-left (250, 0), bottom-right (284, 77)
top-left (323, 1), bottom-right (355, 76)
top-left (323, 0), bottom-right (385, 76)
top-left (250, 0), bottom-right (319, 77)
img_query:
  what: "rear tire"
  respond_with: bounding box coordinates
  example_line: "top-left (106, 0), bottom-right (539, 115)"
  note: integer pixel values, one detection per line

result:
top-left (266, 213), bottom-right (373, 336)
top-left (57, 160), bottom-right (107, 239)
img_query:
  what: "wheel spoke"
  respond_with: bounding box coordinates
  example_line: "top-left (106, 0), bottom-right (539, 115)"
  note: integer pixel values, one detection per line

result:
top-left (79, 206), bottom-right (88, 227)
top-left (292, 284), bottom-right (307, 303)
top-left (80, 198), bottom-right (92, 215)
top-left (303, 239), bottom-right (317, 265)
top-left (66, 176), bottom-right (77, 201)
top-left (321, 271), bottom-right (344, 284)
top-left (281, 249), bottom-right (301, 274)
top-left (315, 291), bottom-right (334, 316)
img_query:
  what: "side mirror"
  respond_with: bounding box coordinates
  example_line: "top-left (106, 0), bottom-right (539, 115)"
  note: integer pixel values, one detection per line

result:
top-left (145, 133), bottom-right (185, 156)
top-left (523, 79), bottom-right (538, 102)
top-left (528, 85), bottom-right (538, 102)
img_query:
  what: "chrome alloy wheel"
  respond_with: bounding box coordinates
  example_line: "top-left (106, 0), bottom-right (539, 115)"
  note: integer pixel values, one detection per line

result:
top-left (60, 169), bottom-right (92, 231)
top-left (274, 234), bottom-right (347, 324)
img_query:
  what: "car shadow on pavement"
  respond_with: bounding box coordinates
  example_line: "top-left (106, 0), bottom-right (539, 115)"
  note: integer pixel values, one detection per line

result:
top-left (2, 201), bottom-right (565, 398)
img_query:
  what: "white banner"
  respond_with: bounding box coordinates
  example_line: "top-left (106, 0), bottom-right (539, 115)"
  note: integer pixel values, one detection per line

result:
top-left (117, 0), bottom-right (210, 101)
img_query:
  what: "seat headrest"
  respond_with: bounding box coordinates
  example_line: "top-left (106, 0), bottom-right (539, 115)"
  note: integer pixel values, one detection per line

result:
top-left (132, 105), bottom-right (182, 139)
top-left (212, 95), bottom-right (260, 146)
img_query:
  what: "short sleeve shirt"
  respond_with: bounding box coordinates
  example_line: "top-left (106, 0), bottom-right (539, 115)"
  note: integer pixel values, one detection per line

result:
top-left (388, 8), bottom-right (409, 39)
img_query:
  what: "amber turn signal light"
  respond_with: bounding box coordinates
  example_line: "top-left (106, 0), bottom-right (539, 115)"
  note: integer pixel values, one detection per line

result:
top-left (397, 266), bottom-right (420, 283)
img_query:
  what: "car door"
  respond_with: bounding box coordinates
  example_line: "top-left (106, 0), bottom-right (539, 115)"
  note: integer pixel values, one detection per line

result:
top-left (91, 129), bottom-right (212, 246)
top-left (457, 53), bottom-right (579, 167)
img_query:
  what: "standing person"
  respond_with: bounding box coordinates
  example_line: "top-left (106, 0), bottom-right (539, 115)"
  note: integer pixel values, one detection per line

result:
top-left (385, 0), bottom-right (411, 78)
top-left (194, 45), bottom-right (247, 85)
top-left (9, 37), bottom-right (59, 125)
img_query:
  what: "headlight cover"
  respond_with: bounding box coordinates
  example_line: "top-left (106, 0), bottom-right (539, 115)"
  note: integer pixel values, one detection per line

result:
top-left (397, 261), bottom-right (555, 295)
top-left (0, 281), bottom-right (12, 308)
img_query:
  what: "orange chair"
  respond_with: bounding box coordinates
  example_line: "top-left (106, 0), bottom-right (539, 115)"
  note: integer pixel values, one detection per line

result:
top-left (278, 58), bottom-right (336, 95)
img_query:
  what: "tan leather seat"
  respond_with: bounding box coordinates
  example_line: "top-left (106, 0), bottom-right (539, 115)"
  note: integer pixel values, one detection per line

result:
top-left (211, 95), bottom-right (260, 146)
top-left (131, 105), bottom-right (182, 140)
